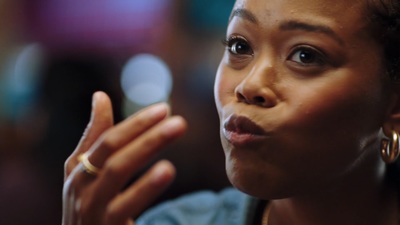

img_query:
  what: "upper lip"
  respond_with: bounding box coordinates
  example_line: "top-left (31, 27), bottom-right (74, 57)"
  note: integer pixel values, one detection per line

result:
top-left (224, 115), bottom-right (266, 135)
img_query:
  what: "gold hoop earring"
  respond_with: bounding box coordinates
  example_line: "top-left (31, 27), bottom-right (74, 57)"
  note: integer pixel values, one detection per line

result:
top-left (381, 130), bottom-right (400, 164)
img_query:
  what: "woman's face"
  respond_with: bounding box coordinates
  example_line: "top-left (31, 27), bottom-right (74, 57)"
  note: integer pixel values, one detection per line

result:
top-left (214, 0), bottom-right (393, 199)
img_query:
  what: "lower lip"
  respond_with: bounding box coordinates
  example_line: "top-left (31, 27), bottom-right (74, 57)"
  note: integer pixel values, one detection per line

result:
top-left (223, 129), bottom-right (265, 147)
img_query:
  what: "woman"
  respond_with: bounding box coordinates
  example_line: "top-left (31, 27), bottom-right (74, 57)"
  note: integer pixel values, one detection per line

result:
top-left (62, 0), bottom-right (400, 224)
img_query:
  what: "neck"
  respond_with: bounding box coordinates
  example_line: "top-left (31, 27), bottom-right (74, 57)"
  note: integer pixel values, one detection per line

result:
top-left (264, 152), bottom-right (399, 225)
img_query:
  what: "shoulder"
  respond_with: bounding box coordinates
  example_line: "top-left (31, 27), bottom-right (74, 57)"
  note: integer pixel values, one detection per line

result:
top-left (137, 187), bottom-right (254, 225)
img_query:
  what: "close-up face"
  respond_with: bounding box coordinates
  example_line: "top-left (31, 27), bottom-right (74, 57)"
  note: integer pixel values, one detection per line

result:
top-left (214, 0), bottom-right (394, 199)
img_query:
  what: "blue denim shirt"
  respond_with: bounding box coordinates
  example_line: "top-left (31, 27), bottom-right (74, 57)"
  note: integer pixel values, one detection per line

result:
top-left (137, 188), bottom-right (262, 225)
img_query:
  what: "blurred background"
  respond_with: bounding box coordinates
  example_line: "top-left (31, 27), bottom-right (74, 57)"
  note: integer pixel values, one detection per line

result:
top-left (0, 0), bottom-right (234, 224)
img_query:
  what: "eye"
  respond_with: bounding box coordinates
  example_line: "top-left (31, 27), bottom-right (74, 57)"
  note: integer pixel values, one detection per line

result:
top-left (223, 35), bottom-right (253, 56)
top-left (288, 47), bottom-right (326, 66)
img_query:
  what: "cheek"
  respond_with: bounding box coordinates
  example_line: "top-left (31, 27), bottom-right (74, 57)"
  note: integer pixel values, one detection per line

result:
top-left (284, 66), bottom-right (387, 132)
top-left (214, 63), bottom-right (239, 111)
top-left (278, 75), bottom-right (386, 170)
top-left (286, 82), bottom-right (383, 135)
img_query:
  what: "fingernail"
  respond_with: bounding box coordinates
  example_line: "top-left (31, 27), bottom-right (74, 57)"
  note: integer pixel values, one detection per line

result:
top-left (146, 103), bottom-right (169, 119)
top-left (152, 160), bottom-right (175, 185)
top-left (90, 92), bottom-right (100, 121)
top-left (161, 117), bottom-right (185, 137)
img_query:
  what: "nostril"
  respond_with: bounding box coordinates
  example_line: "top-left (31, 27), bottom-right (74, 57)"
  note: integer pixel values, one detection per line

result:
top-left (253, 96), bottom-right (265, 104)
top-left (235, 86), bottom-right (276, 107)
top-left (237, 92), bottom-right (267, 106)
top-left (236, 92), bottom-right (246, 103)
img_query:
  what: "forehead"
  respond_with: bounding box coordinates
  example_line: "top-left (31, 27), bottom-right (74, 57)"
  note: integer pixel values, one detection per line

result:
top-left (233, 0), bottom-right (366, 12)
top-left (232, 0), bottom-right (367, 29)
top-left (230, 0), bottom-right (373, 49)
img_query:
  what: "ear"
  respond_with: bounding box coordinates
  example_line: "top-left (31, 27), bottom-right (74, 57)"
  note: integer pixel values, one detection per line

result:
top-left (382, 84), bottom-right (400, 137)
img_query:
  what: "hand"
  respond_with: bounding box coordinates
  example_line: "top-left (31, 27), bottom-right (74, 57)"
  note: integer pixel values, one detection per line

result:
top-left (62, 91), bottom-right (187, 225)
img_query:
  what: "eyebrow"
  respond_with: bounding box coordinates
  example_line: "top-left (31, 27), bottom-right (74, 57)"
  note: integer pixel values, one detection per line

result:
top-left (230, 8), bottom-right (258, 24)
top-left (280, 21), bottom-right (344, 46)
top-left (229, 8), bottom-right (344, 46)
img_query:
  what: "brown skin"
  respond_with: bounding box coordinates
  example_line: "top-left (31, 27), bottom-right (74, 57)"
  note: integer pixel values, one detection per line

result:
top-left (215, 0), bottom-right (400, 224)
top-left (63, 0), bottom-right (400, 224)
top-left (63, 92), bottom-right (187, 225)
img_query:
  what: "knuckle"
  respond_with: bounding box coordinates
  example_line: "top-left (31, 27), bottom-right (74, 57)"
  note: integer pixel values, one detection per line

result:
top-left (102, 161), bottom-right (126, 179)
top-left (134, 114), bottom-right (150, 127)
top-left (64, 156), bottom-right (74, 173)
top-left (141, 136), bottom-right (159, 151)
top-left (99, 131), bottom-right (120, 154)
top-left (143, 129), bottom-right (168, 148)
top-left (64, 154), bottom-right (80, 174)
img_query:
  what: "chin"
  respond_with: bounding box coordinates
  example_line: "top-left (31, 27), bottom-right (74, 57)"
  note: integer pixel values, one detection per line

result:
top-left (228, 171), bottom-right (274, 199)
top-left (225, 158), bottom-right (272, 199)
top-left (225, 157), bottom-right (301, 200)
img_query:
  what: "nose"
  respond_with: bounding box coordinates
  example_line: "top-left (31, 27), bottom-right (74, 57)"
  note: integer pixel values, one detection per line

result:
top-left (234, 66), bottom-right (278, 108)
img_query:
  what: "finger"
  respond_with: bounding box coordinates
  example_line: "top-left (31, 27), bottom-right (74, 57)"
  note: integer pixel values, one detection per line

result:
top-left (65, 91), bottom-right (114, 177)
top-left (83, 102), bottom-right (171, 171)
top-left (65, 115), bottom-right (186, 225)
top-left (94, 116), bottom-right (187, 204)
top-left (65, 102), bottom-right (173, 202)
top-left (105, 160), bottom-right (176, 225)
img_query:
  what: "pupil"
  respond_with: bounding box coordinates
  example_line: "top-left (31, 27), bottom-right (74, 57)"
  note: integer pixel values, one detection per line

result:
top-left (300, 50), bottom-right (315, 63)
top-left (235, 42), bottom-right (248, 54)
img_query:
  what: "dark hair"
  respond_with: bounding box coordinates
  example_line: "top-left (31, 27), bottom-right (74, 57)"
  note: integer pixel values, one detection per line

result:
top-left (366, 1), bottom-right (400, 192)
top-left (367, 0), bottom-right (400, 80)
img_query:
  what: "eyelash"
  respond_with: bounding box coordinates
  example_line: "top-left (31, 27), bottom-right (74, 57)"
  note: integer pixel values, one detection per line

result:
top-left (222, 35), bottom-right (254, 56)
top-left (222, 35), bottom-right (328, 68)
top-left (287, 46), bottom-right (327, 67)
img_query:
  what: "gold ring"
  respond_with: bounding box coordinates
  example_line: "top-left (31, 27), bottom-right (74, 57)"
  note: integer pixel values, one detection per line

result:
top-left (78, 153), bottom-right (100, 175)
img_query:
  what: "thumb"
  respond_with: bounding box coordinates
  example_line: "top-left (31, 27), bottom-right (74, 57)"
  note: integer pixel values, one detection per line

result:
top-left (65, 91), bottom-right (114, 177)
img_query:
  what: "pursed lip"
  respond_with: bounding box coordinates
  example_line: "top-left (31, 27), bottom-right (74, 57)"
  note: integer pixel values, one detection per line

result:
top-left (223, 115), bottom-right (267, 146)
